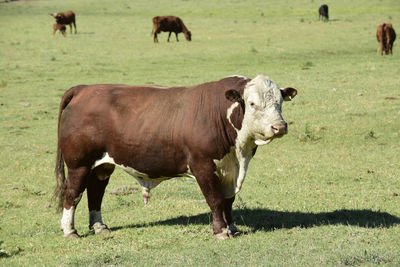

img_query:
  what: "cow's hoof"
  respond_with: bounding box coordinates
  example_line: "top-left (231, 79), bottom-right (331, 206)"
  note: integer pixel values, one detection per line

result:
top-left (64, 229), bottom-right (79, 238)
top-left (215, 225), bottom-right (241, 240)
top-left (92, 222), bottom-right (111, 235)
top-left (215, 228), bottom-right (231, 240)
top-left (228, 224), bottom-right (241, 237)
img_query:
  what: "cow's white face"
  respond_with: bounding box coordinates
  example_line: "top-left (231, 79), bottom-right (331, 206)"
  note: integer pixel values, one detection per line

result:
top-left (227, 75), bottom-right (297, 147)
top-left (244, 75), bottom-right (286, 145)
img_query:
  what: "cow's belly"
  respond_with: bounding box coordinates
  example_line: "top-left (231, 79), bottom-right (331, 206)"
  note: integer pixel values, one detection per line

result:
top-left (92, 152), bottom-right (194, 192)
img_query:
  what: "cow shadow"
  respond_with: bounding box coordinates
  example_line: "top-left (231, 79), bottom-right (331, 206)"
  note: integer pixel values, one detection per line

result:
top-left (110, 208), bottom-right (400, 233)
top-left (77, 32), bottom-right (95, 35)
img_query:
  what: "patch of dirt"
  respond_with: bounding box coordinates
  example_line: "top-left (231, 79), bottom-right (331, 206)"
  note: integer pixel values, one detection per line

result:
top-left (109, 186), bottom-right (138, 196)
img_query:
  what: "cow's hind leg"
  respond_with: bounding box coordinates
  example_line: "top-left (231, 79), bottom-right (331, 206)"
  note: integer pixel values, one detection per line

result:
top-left (154, 31), bottom-right (159, 43)
top-left (61, 167), bottom-right (90, 238)
top-left (87, 164), bottom-right (115, 235)
top-left (167, 32), bottom-right (172, 42)
top-left (380, 42), bottom-right (385, 55)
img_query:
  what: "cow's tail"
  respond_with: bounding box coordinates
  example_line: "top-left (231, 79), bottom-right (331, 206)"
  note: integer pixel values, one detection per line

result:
top-left (52, 86), bottom-right (81, 212)
top-left (151, 17), bottom-right (156, 36)
top-left (151, 17), bottom-right (160, 36)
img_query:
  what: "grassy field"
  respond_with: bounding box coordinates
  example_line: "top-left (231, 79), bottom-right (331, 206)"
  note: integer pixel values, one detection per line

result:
top-left (1, 0), bottom-right (400, 265)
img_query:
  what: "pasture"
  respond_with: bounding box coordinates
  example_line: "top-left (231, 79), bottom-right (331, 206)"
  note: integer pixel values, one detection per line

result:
top-left (1, 0), bottom-right (399, 265)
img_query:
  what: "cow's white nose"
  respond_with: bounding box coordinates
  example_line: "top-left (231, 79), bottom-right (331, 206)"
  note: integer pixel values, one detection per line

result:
top-left (271, 124), bottom-right (287, 135)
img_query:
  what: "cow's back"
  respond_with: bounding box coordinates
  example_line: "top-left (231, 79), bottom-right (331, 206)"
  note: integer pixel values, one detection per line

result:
top-left (161, 16), bottom-right (183, 32)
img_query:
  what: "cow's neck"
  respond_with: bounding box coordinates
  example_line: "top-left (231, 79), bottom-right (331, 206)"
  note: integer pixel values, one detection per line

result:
top-left (214, 102), bottom-right (256, 198)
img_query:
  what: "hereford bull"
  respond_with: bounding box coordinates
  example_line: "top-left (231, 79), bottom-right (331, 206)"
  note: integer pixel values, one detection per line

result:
top-left (54, 75), bottom-right (297, 239)
top-left (152, 16), bottom-right (191, 43)
top-left (376, 23), bottom-right (396, 55)
top-left (51, 11), bottom-right (77, 34)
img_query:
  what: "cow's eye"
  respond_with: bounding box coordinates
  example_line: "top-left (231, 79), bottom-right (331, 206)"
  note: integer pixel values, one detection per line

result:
top-left (250, 102), bottom-right (255, 107)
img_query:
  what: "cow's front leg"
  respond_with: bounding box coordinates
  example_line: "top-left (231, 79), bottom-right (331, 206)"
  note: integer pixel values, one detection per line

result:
top-left (191, 161), bottom-right (230, 239)
top-left (223, 196), bottom-right (241, 237)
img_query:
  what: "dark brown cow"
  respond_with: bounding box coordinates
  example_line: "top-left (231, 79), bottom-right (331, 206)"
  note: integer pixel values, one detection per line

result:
top-left (54, 75), bottom-right (297, 239)
top-left (53, 23), bottom-right (66, 37)
top-left (376, 23), bottom-right (396, 55)
top-left (318, 4), bottom-right (329, 21)
top-left (51, 11), bottom-right (77, 34)
top-left (152, 16), bottom-right (191, 43)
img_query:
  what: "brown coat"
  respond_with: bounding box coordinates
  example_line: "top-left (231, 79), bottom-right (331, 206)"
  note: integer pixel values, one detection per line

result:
top-left (376, 23), bottom-right (396, 55)
top-left (53, 23), bottom-right (66, 37)
top-left (51, 11), bottom-right (77, 34)
top-left (152, 16), bottom-right (191, 42)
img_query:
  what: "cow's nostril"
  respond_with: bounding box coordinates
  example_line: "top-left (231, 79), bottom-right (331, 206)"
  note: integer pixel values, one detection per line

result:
top-left (271, 124), bottom-right (287, 135)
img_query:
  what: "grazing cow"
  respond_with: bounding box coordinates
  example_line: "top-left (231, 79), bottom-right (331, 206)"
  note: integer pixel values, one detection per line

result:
top-left (51, 11), bottom-right (77, 34)
top-left (319, 4), bottom-right (329, 21)
top-left (376, 23), bottom-right (396, 55)
top-left (152, 16), bottom-right (191, 43)
top-left (54, 75), bottom-right (297, 239)
top-left (53, 23), bottom-right (66, 37)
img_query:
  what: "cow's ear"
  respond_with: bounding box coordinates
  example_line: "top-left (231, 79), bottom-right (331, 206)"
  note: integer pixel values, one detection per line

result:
top-left (281, 87), bottom-right (297, 101)
top-left (225, 90), bottom-right (243, 103)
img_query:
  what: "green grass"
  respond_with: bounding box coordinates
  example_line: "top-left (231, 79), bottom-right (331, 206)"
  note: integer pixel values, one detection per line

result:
top-left (1, 0), bottom-right (400, 265)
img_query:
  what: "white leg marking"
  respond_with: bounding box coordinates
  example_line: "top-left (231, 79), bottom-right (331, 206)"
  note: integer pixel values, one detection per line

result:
top-left (61, 206), bottom-right (76, 236)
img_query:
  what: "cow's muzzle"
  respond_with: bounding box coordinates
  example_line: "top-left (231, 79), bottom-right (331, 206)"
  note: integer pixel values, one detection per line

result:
top-left (271, 123), bottom-right (287, 136)
top-left (254, 123), bottom-right (288, 146)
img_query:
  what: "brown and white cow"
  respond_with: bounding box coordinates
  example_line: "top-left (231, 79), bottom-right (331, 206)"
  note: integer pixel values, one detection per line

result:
top-left (54, 75), bottom-right (297, 239)
top-left (152, 16), bottom-right (191, 43)
top-left (51, 11), bottom-right (77, 34)
top-left (376, 23), bottom-right (396, 55)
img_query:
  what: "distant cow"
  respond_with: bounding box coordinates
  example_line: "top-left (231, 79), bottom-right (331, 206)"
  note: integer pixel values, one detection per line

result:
top-left (152, 16), bottom-right (191, 43)
top-left (376, 23), bottom-right (396, 55)
top-left (53, 23), bottom-right (66, 37)
top-left (51, 11), bottom-right (76, 34)
top-left (319, 4), bottom-right (329, 21)
top-left (54, 75), bottom-right (297, 239)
